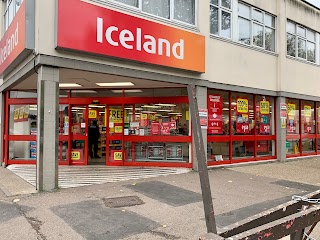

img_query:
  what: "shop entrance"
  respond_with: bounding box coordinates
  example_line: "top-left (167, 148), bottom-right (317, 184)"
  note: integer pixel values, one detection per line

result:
top-left (107, 105), bottom-right (124, 166)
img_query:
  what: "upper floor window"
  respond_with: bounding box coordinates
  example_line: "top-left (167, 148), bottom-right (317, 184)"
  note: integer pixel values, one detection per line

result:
top-left (113, 0), bottom-right (195, 25)
top-left (287, 20), bottom-right (316, 63)
top-left (210, 0), bottom-right (232, 38)
top-left (238, 2), bottom-right (276, 52)
top-left (4, 0), bottom-right (23, 31)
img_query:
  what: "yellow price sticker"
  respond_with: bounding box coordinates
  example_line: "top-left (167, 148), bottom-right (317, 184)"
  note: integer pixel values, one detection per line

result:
top-left (14, 109), bottom-right (19, 120)
top-left (304, 105), bottom-right (311, 117)
top-left (260, 101), bottom-right (270, 115)
top-left (287, 103), bottom-right (296, 116)
top-left (113, 152), bottom-right (122, 161)
top-left (71, 151), bottom-right (81, 161)
top-left (89, 110), bottom-right (97, 118)
top-left (237, 98), bottom-right (248, 113)
top-left (115, 126), bottom-right (123, 133)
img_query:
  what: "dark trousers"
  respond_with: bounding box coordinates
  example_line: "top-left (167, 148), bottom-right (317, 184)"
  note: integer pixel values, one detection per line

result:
top-left (88, 140), bottom-right (98, 158)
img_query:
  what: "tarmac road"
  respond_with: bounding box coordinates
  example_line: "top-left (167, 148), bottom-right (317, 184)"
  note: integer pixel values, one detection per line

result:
top-left (0, 158), bottom-right (320, 239)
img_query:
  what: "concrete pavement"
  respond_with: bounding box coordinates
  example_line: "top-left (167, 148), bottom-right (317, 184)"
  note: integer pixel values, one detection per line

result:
top-left (0, 158), bottom-right (319, 239)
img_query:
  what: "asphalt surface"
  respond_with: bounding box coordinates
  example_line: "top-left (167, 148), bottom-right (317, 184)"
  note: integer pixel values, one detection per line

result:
top-left (1, 158), bottom-right (320, 239)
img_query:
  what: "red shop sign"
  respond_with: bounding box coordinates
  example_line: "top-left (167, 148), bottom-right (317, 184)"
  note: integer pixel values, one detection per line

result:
top-left (57, 0), bottom-right (205, 72)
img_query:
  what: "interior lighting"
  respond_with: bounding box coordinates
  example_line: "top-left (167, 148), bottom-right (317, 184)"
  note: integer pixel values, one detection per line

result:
top-left (142, 111), bottom-right (156, 114)
top-left (72, 90), bottom-right (97, 93)
top-left (155, 103), bottom-right (176, 107)
top-left (88, 105), bottom-right (105, 108)
top-left (168, 112), bottom-right (182, 115)
top-left (157, 109), bottom-right (173, 112)
top-left (96, 82), bottom-right (134, 87)
top-left (141, 105), bottom-right (160, 108)
top-left (111, 89), bottom-right (142, 93)
top-left (59, 83), bottom-right (82, 87)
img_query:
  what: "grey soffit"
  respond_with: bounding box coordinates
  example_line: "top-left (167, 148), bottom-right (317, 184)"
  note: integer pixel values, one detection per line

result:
top-left (50, 200), bottom-right (160, 240)
top-left (126, 181), bottom-right (202, 207)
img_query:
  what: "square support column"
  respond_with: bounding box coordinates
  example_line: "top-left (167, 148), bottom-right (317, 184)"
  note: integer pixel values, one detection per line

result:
top-left (0, 92), bottom-right (4, 167)
top-left (192, 86), bottom-right (207, 171)
top-left (36, 66), bottom-right (59, 191)
top-left (276, 96), bottom-right (287, 162)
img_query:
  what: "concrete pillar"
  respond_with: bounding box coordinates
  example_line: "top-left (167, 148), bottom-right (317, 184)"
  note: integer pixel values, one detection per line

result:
top-left (192, 86), bottom-right (207, 171)
top-left (276, 96), bottom-right (287, 162)
top-left (0, 92), bottom-right (4, 167)
top-left (36, 66), bottom-right (59, 191)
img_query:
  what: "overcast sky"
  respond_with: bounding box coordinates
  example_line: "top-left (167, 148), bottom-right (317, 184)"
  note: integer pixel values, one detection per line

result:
top-left (304, 0), bottom-right (320, 8)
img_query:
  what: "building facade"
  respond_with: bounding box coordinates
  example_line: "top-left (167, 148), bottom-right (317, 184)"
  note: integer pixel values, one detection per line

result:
top-left (0, 0), bottom-right (320, 190)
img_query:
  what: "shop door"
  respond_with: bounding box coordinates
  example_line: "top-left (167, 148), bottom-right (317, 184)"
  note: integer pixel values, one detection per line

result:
top-left (70, 105), bottom-right (88, 165)
top-left (107, 105), bottom-right (124, 165)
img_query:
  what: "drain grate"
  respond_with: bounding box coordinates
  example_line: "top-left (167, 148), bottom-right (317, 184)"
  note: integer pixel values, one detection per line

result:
top-left (103, 196), bottom-right (144, 208)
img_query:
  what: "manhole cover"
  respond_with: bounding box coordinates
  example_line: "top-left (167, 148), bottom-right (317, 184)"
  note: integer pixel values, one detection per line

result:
top-left (103, 196), bottom-right (144, 208)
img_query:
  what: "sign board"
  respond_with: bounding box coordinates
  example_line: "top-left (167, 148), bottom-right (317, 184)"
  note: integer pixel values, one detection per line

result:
top-left (236, 97), bottom-right (249, 134)
top-left (71, 149), bottom-right (83, 161)
top-left (280, 103), bottom-right (287, 129)
top-left (0, 0), bottom-right (35, 76)
top-left (207, 94), bottom-right (223, 134)
top-left (199, 108), bottom-right (208, 130)
top-left (57, 0), bottom-right (205, 72)
top-left (88, 110), bottom-right (97, 118)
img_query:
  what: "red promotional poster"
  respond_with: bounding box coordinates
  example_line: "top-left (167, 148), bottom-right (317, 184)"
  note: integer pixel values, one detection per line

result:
top-left (287, 103), bottom-right (296, 133)
top-left (161, 122), bottom-right (171, 135)
top-left (207, 94), bottom-right (223, 134)
top-left (236, 97), bottom-right (250, 134)
top-left (318, 107), bottom-right (320, 133)
top-left (304, 105), bottom-right (312, 133)
top-left (169, 121), bottom-right (176, 130)
top-left (151, 122), bottom-right (160, 135)
top-left (140, 114), bottom-right (148, 127)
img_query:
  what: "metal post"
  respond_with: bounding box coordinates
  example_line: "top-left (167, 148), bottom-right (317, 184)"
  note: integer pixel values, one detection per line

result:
top-left (187, 84), bottom-right (217, 234)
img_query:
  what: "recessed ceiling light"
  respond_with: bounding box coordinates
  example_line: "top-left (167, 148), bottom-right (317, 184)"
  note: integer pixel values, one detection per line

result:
top-left (59, 83), bottom-right (82, 87)
top-left (168, 112), bottom-right (182, 115)
top-left (96, 82), bottom-right (134, 87)
top-left (155, 103), bottom-right (176, 107)
top-left (141, 105), bottom-right (160, 108)
top-left (142, 111), bottom-right (156, 114)
top-left (157, 109), bottom-right (173, 112)
top-left (88, 105), bottom-right (105, 108)
top-left (111, 89), bottom-right (142, 93)
top-left (72, 90), bottom-right (97, 93)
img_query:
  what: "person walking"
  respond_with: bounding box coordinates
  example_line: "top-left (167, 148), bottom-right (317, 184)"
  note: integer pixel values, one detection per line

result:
top-left (88, 120), bottom-right (101, 158)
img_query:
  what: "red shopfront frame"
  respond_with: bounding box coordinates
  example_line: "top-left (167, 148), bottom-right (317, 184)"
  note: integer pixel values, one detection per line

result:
top-left (207, 92), bottom-right (277, 166)
top-left (4, 91), bottom-right (192, 168)
top-left (286, 100), bottom-right (318, 158)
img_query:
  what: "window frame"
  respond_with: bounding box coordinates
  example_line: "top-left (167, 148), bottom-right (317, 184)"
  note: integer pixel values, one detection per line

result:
top-left (109, 0), bottom-right (197, 27)
top-left (3, 0), bottom-right (21, 31)
top-left (237, 2), bottom-right (276, 53)
top-left (286, 20), bottom-right (316, 63)
top-left (210, 0), bottom-right (233, 39)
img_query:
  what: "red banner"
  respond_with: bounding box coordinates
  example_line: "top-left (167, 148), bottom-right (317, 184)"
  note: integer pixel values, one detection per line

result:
top-left (0, 0), bottom-right (26, 75)
top-left (57, 0), bottom-right (205, 72)
top-left (207, 94), bottom-right (223, 134)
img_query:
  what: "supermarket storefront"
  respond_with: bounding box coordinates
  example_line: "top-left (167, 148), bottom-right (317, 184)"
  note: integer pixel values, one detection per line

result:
top-left (4, 88), bottom-right (191, 167)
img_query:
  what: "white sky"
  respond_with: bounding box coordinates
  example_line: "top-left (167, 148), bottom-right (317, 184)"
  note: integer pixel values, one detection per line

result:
top-left (304, 0), bottom-right (320, 8)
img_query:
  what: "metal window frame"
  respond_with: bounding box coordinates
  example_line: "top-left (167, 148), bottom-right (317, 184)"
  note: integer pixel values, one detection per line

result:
top-left (108, 0), bottom-right (197, 27)
top-left (237, 1), bottom-right (276, 53)
top-left (210, 0), bottom-right (232, 39)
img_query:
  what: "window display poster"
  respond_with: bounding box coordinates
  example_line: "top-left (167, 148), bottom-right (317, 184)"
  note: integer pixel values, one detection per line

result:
top-left (318, 107), bottom-right (320, 133)
top-left (304, 105), bottom-right (312, 133)
top-left (259, 100), bottom-right (270, 134)
top-left (207, 94), bottom-right (223, 134)
top-left (280, 103), bottom-right (287, 129)
top-left (161, 122), bottom-right (171, 135)
top-left (151, 122), bottom-right (160, 135)
top-left (199, 108), bottom-right (208, 129)
top-left (236, 97), bottom-right (249, 134)
top-left (140, 114), bottom-right (148, 127)
top-left (287, 103), bottom-right (296, 133)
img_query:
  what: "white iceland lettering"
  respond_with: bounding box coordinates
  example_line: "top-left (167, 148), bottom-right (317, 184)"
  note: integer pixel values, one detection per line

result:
top-left (0, 23), bottom-right (19, 65)
top-left (96, 17), bottom-right (184, 60)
